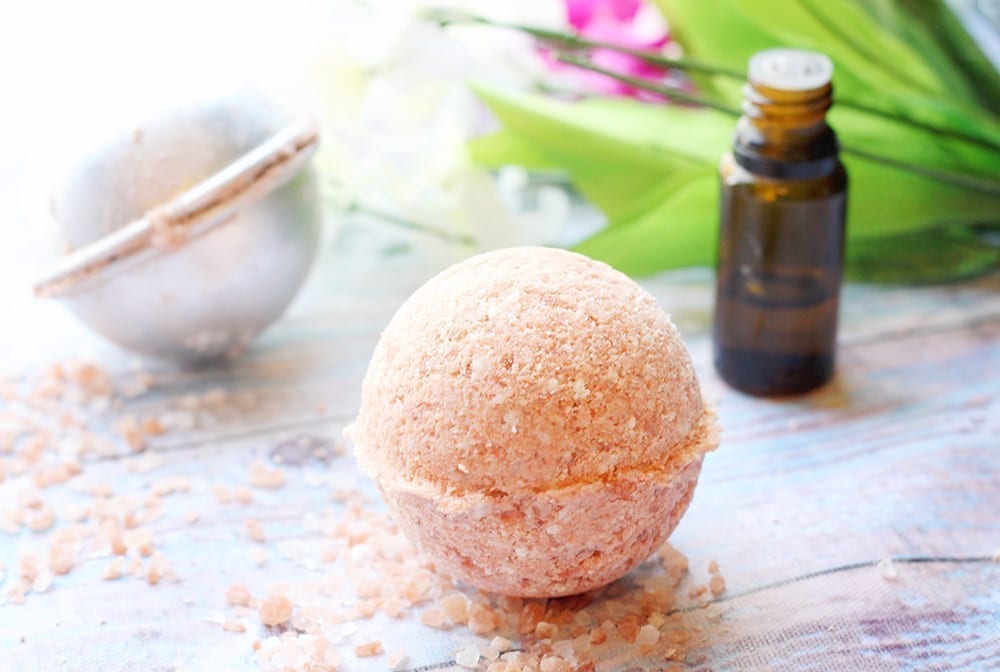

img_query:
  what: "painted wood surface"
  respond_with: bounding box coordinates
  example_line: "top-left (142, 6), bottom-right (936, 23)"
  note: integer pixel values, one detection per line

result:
top-left (0, 218), bottom-right (997, 672)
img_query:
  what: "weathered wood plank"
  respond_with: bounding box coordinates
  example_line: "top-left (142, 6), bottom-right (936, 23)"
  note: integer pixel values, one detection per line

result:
top-left (1, 222), bottom-right (997, 671)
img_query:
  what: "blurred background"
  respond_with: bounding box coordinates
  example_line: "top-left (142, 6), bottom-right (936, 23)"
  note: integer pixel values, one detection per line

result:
top-left (0, 0), bottom-right (996, 370)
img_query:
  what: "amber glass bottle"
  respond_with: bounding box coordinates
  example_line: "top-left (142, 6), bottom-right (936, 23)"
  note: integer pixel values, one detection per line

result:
top-left (713, 49), bottom-right (847, 396)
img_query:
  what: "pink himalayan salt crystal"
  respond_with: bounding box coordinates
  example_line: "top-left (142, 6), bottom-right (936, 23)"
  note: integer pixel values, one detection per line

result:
top-left (258, 595), bottom-right (293, 626)
top-left (248, 460), bottom-right (286, 489)
top-left (440, 592), bottom-right (469, 624)
top-left (245, 519), bottom-right (266, 543)
top-left (540, 655), bottom-right (573, 672)
top-left (468, 602), bottom-right (501, 635)
top-left (26, 506), bottom-right (56, 532)
top-left (146, 552), bottom-right (169, 585)
top-left (382, 597), bottom-right (408, 618)
top-left (50, 543), bottom-right (74, 575)
top-left (489, 636), bottom-right (513, 654)
top-left (226, 583), bottom-right (253, 607)
top-left (636, 623), bottom-right (660, 646)
top-left (420, 608), bottom-right (448, 629)
top-left (709, 574), bottom-right (726, 597)
top-left (102, 558), bottom-right (124, 580)
top-left (355, 641), bottom-right (384, 657)
top-left (455, 645), bottom-right (480, 669)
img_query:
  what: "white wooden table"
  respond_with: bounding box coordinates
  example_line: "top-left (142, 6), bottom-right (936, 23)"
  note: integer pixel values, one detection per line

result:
top-left (0, 209), bottom-right (998, 671)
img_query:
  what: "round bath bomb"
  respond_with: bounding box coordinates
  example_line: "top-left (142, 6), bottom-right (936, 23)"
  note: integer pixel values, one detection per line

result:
top-left (349, 247), bottom-right (718, 597)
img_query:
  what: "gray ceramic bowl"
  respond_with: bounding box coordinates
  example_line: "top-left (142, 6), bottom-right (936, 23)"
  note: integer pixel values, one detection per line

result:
top-left (36, 90), bottom-right (322, 364)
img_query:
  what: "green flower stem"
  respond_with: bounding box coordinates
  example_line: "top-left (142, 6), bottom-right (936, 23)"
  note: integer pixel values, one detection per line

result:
top-left (554, 54), bottom-right (741, 115)
top-left (555, 55), bottom-right (1000, 196)
top-left (426, 8), bottom-right (1000, 154)
top-left (423, 8), bottom-right (743, 78)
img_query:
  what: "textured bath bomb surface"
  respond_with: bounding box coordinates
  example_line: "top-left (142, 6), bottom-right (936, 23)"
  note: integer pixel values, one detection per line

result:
top-left (349, 247), bottom-right (718, 597)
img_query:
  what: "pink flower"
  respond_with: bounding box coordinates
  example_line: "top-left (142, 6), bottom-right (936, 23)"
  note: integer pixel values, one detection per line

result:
top-left (545, 0), bottom-right (673, 100)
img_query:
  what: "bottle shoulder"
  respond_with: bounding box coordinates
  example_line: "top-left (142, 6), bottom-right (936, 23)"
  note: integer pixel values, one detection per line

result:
top-left (720, 151), bottom-right (847, 196)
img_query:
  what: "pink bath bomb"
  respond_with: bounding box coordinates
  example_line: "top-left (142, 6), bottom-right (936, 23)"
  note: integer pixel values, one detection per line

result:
top-left (349, 247), bottom-right (718, 597)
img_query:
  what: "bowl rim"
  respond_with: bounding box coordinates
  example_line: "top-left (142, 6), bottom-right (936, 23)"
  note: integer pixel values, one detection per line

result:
top-left (33, 116), bottom-right (319, 299)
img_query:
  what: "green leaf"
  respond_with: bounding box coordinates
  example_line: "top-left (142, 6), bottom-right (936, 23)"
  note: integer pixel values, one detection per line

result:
top-left (847, 224), bottom-right (1000, 283)
top-left (858, 0), bottom-right (1000, 114)
top-left (573, 169), bottom-right (719, 273)
top-left (472, 83), bottom-right (729, 169)
top-left (654, 0), bottom-right (1000, 144)
top-left (468, 131), bottom-right (557, 171)
top-left (756, 0), bottom-right (947, 98)
top-left (472, 83), bottom-right (730, 227)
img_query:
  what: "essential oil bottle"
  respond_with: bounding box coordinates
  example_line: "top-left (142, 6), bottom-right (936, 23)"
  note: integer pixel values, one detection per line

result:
top-left (713, 48), bottom-right (848, 396)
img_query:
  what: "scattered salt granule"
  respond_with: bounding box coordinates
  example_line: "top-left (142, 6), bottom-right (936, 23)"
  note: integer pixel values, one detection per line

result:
top-left (468, 601), bottom-right (500, 635)
top-left (420, 608), bottom-right (448, 629)
top-left (539, 655), bottom-right (573, 672)
top-left (49, 542), bottom-right (74, 575)
top-left (381, 596), bottom-right (408, 618)
top-left (19, 554), bottom-right (40, 584)
top-left (102, 558), bottom-right (123, 581)
top-left (258, 595), bottom-right (293, 626)
top-left (688, 585), bottom-right (707, 599)
top-left (572, 634), bottom-right (591, 654)
top-left (151, 477), bottom-right (190, 497)
top-left (232, 486), bottom-right (253, 505)
top-left (139, 416), bottom-right (164, 437)
top-left (519, 602), bottom-right (545, 634)
top-left (106, 526), bottom-right (127, 556)
top-left (248, 460), bottom-right (285, 489)
top-left (877, 558), bottom-right (898, 580)
top-left (5, 582), bottom-right (27, 605)
top-left (440, 592), bottom-right (469, 624)
top-left (550, 639), bottom-right (574, 661)
top-left (113, 415), bottom-right (146, 452)
top-left (254, 633), bottom-right (341, 672)
top-left (489, 637), bottom-right (512, 654)
top-left (618, 615), bottom-right (640, 643)
top-left (355, 641), bottom-right (384, 657)
top-left (146, 553), bottom-right (169, 585)
top-left (222, 620), bottom-right (246, 633)
top-left (124, 528), bottom-right (154, 557)
top-left (709, 574), bottom-right (726, 597)
top-left (26, 506), bottom-right (56, 532)
top-left (245, 519), bottom-right (266, 543)
top-left (226, 583), bottom-right (253, 607)
top-left (455, 645), bottom-right (480, 668)
top-left (636, 624), bottom-right (660, 646)
top-left (708, 560), bottom-right (719, 574)
top-left (658, 543), bottom-right (689, 582)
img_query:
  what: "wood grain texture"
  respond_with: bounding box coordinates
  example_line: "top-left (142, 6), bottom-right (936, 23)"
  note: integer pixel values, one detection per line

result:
top-left (1, 220), bottom-right (998, 671)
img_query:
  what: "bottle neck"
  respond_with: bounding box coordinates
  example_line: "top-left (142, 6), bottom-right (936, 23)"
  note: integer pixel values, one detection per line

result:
top-left (732, 80), bottom-right (839, 180)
